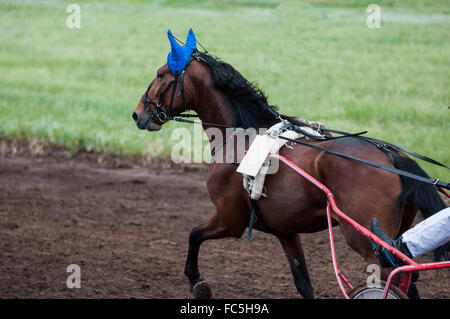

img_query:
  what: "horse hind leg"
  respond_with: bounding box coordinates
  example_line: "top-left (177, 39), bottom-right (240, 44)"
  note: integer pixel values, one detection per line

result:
top-left (340, 224), bottom-right (421, 299)
top-left (278, 234), bottom-right (315, 299)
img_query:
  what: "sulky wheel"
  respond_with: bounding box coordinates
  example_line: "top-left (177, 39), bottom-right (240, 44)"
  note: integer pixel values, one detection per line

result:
top-left (349, 281), bottom-right (408, 299)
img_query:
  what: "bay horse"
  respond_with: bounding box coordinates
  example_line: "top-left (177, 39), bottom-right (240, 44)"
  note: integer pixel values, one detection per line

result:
top-left (132, 30), bottom-right (447, 299)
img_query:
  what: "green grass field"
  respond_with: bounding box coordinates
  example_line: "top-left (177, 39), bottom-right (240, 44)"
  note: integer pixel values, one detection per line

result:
top-left (0, 0), bottom-right (448, 180)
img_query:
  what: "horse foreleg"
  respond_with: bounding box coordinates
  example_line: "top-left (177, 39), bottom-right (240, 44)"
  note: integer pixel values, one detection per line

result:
top-left (278, 234), bottom-right (315, 299)
top-left (184, 213), bottom-right (229, 299)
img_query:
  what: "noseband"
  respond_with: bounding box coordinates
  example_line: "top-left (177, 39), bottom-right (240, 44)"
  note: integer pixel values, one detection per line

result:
top-left (141, 53), bottom-right (201, 124)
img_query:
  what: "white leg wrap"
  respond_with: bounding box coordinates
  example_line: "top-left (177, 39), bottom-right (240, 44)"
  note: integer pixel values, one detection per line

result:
top-left (402, 207), bottom-right (450, 258)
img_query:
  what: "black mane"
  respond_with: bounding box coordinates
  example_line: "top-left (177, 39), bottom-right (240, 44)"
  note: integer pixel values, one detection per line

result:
top-left (197, 52), bottom-right (279, 129)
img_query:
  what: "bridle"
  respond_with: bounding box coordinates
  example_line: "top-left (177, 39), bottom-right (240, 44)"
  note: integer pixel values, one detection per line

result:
top-left (141, 52), bottom-right (202, 124)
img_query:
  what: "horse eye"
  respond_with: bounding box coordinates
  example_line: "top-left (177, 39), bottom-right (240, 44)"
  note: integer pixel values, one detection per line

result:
top-left (157, 73), bottom-right (164, 79)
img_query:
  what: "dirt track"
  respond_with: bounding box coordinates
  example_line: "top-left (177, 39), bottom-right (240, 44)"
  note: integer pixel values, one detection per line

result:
top-left (0, 139), bottom-right (448, 299)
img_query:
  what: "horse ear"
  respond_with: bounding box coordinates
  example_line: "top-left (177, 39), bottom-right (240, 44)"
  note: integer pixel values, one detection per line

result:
top-left (185, 28), bottom-right (197, 50)
top-left (168, 29), bottom-right (182, 59)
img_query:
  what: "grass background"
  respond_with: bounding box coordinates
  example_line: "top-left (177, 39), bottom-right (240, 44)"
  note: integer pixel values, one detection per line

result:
top-left (0, 0), bottom-right (448, 180)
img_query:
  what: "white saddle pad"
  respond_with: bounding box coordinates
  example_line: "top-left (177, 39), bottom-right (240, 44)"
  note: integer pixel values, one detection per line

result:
top-left (237, 120), bottom-right (324, 200)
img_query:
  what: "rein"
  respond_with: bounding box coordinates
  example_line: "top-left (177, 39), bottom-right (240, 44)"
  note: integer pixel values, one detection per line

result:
top-left (170, 115), bottom-right (450, 190)
top-left (141, 52), bottom-right (450, 191)
top-left (277, 135), bottom-right (450, 190)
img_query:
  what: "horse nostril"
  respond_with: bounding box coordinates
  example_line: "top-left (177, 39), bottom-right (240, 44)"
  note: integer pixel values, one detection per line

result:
top-left (132, 112), bottom-right (138, 122)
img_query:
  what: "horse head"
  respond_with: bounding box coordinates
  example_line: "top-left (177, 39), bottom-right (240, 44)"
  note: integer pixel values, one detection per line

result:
top-left (132, 28), bottom-right (203, 131)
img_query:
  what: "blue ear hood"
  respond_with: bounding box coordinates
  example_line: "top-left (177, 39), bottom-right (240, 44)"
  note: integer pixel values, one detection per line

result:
top-left (167, 28), bottom-right (197, 74)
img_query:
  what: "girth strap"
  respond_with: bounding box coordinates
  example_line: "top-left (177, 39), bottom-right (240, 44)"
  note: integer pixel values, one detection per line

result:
top-left (247, 197), bottom-right (257, 240)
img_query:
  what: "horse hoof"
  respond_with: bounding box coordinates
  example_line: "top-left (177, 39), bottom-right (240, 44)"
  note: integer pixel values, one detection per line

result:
top-left (192, 280), bottom-right (212, 299)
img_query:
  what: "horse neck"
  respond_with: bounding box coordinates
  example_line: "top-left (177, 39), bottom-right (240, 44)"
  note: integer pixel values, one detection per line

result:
top-left (189, 86), bottom-right (239, 161)
top-left (191, 86), bottom-right (235, 130)
top-left (189, 76), bottom-right (276, 160)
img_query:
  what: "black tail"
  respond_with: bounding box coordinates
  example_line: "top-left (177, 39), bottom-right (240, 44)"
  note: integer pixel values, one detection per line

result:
top-left (393, 153), bottom-right (449, 261)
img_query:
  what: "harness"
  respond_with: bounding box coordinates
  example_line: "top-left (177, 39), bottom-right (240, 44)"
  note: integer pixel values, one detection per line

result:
top-left (141, 46), bottom-right (450, 239)
top-left (141, 49), bottom-right (449, 190)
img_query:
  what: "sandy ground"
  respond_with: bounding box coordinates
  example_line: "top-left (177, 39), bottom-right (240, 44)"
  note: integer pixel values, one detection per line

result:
top-left (0, 139), bottom-right (448, 299)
